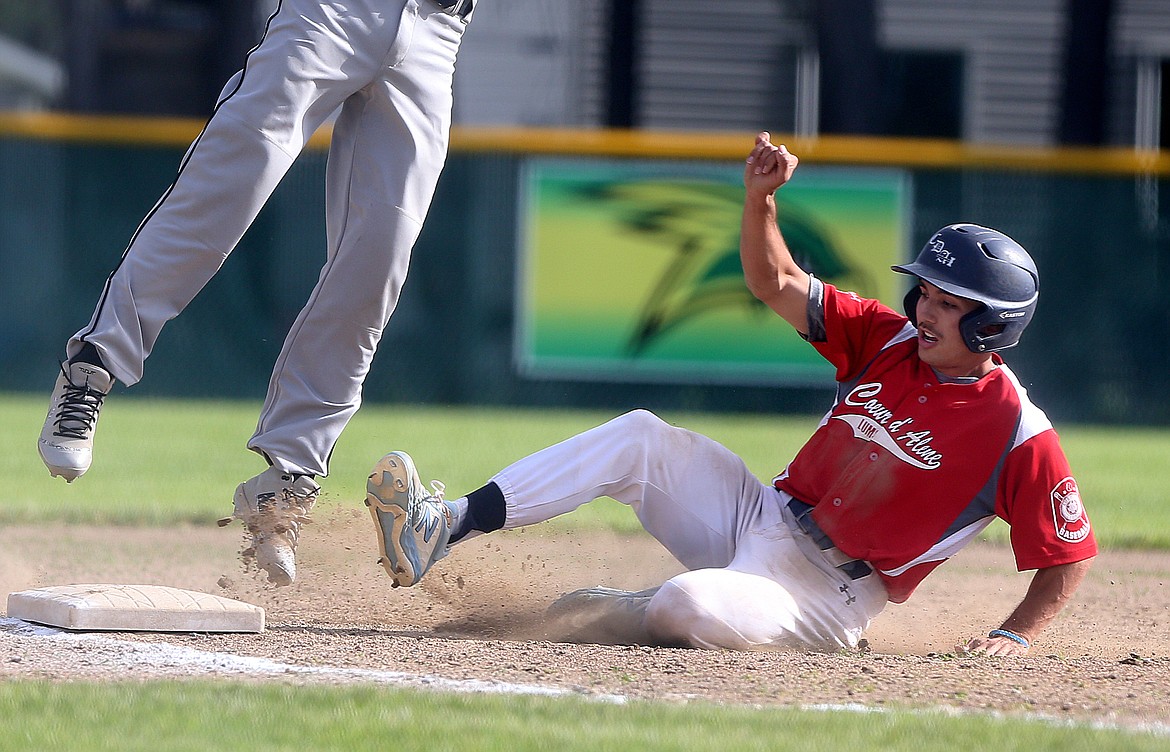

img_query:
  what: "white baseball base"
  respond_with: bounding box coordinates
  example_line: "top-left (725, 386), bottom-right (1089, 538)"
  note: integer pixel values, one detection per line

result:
top-left (6, 584), bottom-right (264, 633)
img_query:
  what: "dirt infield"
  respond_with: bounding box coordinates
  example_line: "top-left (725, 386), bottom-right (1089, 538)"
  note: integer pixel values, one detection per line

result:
top-left (1, 505), bottom-right (1167, 729)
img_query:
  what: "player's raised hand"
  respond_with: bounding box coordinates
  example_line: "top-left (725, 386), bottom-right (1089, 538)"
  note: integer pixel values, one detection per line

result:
top-left (743, 131), bottom-right (798, 197)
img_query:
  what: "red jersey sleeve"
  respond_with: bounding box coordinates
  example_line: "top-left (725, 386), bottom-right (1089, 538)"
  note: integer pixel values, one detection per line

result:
top-left (998, 428), bottom-right (1097, 571)
top-left (809, 282), bottom-right (916, 383)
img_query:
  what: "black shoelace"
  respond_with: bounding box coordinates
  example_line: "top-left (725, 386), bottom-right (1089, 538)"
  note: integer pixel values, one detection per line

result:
top-left (54, 375), bottom-right (106, 439)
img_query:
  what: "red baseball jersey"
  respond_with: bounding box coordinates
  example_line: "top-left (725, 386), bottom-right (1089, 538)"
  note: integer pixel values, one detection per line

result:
top-left (774, 281), bottom-right (1096, 603)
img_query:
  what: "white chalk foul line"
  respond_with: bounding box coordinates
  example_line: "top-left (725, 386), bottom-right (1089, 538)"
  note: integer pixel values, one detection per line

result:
top-left (4, 617), bottom-right (1168, 738)
top-left (0, 617), bottom-right (625, 702)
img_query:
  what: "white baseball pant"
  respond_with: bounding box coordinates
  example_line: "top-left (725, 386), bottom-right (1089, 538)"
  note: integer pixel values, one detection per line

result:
top-left (71, 0), bottom-right (467, 476)
top-left (490, 409), bottom-right (889, 650)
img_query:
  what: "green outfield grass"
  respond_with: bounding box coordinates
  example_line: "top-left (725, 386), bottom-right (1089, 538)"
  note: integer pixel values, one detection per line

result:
top-left (4, 393), bottom-right (1167, 548)
top-left (0, 680), bottom-right (1165, 752)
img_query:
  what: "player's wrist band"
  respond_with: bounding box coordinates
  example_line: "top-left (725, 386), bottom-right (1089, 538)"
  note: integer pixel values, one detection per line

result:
top-left (988, 629), bottom-right (1030, 647)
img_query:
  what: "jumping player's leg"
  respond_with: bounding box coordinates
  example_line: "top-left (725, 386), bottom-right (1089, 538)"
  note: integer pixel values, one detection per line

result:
top-left (68, 0), bottom-right (382, 387)
top-left (247, 3), bottom-right (466, 477)
top-left (236, 3), bottom-right (465, 585)
top-left (38, 0), bottom-right (392, 483)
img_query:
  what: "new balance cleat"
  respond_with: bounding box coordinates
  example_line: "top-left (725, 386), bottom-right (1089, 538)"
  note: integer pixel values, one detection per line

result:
top-left (218, 467), bottom-right (320, 586)
top-left (366, 451), bottom-right (453, 588)
top-left (38, 360), bottom-right (114, 482)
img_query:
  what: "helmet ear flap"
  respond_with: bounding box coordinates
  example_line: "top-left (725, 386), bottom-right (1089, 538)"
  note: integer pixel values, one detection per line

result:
top-left (902, 285), bottom-right (921, 326)
top-left (959, 305), bottom-right (994, 352)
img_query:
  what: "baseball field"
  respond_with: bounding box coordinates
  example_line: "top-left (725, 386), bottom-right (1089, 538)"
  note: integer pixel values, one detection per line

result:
top-left (3, 394), bottom-right (1169, 750)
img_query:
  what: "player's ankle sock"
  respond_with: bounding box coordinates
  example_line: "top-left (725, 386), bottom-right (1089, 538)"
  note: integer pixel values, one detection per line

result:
top-left (70, 342), bottom-right (107, 370)
top-left (449, 481), bottom-right (505, 543)
top-left (446, 495), bottom-right (469, 536)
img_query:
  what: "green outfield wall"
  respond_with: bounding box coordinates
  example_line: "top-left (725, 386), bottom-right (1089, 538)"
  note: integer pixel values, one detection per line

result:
top-left (2, 115), bottom-right (1168, 423)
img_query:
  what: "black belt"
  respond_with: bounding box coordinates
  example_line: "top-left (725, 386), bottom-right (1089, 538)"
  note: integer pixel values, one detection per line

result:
top-left (433, 0), bottom-right (474, 21)
top-left (787, 499), bottom-right (873, 580)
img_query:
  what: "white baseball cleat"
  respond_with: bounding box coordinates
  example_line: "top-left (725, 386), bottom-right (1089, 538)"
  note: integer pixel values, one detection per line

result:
top-left (38, 360), bottom-right (114, 482)
top-left (219, 467), bottom-right (320, 586)
top-left (366, 451), bottom-right (454, 588)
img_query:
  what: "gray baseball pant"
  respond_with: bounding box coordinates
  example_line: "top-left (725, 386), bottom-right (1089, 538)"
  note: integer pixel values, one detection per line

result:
top-left (72, 0), bottom-right (467, 476)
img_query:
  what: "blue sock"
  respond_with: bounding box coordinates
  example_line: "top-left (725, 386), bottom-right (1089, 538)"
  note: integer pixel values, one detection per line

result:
top-left (450, 481), bottom-right (505, 543)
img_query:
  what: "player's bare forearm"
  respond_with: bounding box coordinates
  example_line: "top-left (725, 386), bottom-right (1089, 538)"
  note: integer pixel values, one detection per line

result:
top-left (740, 132), bottom-right (809, 332)
top-left (960, 557), bottom-right (1094, 656)
top-left (740, 193), bottom-right (807, 326)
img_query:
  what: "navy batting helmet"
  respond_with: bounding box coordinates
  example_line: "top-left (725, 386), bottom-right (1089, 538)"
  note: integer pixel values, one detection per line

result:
top-left (891, 224), bottom-right (1039, 353)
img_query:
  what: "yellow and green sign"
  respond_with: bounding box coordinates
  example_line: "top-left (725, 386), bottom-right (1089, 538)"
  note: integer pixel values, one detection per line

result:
top-left (518, 159), bottom-right (909, 385)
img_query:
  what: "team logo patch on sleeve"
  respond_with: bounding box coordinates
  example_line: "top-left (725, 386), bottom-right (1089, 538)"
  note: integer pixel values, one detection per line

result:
top-left (1050, 477), bottom-right (1091, 543)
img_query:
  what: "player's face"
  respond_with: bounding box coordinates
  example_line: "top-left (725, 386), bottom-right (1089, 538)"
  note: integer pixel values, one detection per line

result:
top-left (914, 280), bottom-right (996, 378)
